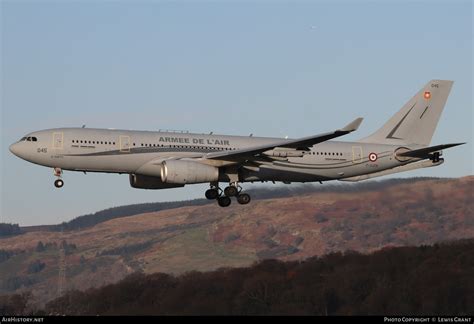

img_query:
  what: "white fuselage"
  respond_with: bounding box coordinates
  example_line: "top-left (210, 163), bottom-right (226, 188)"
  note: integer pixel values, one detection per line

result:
top-left (9, 127), bottom-right (419, 184)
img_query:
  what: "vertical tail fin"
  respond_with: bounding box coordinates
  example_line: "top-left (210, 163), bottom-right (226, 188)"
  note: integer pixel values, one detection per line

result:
top-left (359, 80), bottom-right (453, 146)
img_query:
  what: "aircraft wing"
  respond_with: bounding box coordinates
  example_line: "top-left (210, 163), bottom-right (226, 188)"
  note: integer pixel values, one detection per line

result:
top-left (397, 143), bottom-right (465, 159)
top-left (204, 117), bottom-right (363, 162)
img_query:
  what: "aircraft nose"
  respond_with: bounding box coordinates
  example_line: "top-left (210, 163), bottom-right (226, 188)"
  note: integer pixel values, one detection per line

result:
top-left (9, 143), bottom-right (20, 156)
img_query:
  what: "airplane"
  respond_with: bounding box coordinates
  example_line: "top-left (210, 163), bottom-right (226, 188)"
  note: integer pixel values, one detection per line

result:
top-left (9, 80), bottom-right (465, 207)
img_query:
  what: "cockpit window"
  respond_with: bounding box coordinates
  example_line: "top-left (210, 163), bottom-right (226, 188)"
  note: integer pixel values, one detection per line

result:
top-left (32, 137), bottom-right (37, 142)
top-left (20, 137), bottom-right (27, 141)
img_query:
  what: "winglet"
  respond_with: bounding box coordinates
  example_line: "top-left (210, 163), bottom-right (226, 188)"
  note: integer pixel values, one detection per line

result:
top-left (340, 117), bottom-right (363, 132)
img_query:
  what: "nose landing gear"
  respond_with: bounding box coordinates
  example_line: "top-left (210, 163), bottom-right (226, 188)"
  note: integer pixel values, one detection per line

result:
top-left (54, 179), bottom-right (64, 188)
top-left (54, 168), bottom-right (64, 188)
top-left (205, 182), bottom-right (251, 207)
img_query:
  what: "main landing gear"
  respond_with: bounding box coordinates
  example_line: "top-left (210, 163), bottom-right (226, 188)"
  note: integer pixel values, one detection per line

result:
top-left (205, 182), bottom-right (251, 207)
top-left (54, 168), bottom-right (64, 188)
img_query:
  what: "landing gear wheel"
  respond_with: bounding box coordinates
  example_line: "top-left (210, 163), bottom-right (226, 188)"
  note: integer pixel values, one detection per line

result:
top-left (224, 186), bottom-right (238, 197)
top-left (237, 193), bottom-right (251, 205)
top-left (217, 196), bottom-right (231, 207)
top-left (54, 179), bottom-right (64, 188)
top-left (205, 188), bottom-right (219, 200)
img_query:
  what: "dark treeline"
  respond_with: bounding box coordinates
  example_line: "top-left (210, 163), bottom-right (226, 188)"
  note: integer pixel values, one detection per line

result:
top-left (18, 177), bottom-right (446, 233)
top-left (0, 223), bottom-right (22, 237)
top-left (35, 238), bottom-right (473, 316)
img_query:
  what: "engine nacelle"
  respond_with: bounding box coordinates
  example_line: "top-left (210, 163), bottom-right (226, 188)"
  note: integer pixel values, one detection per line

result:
top-left (129, 174), bottom-right (184, 189)
top-left (161, 160), bottom-right (219, 184)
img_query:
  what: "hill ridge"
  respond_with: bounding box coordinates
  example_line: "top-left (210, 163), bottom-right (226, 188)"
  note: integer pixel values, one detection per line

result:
top-left (0, 176), bottom-right (472, 310)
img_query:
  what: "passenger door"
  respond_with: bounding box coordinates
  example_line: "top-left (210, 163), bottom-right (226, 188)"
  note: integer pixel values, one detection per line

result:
top-left (120, 135), bottom-right (131, 152)
top-left (352, 146), bottom-right (362, 163)
top-left (52, 132), bottom-right (63, 150)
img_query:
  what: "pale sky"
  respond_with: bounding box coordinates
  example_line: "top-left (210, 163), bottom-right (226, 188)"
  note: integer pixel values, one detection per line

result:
top-left (1, 1), bottom-right (472, 226)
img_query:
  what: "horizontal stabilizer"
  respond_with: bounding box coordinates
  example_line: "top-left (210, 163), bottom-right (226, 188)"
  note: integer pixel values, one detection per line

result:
top-left (397, 143), bottom-right (465, 159)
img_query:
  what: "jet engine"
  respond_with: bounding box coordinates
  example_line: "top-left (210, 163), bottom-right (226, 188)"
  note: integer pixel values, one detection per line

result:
top-left (161, 160), bottom-right (219, 184)
top-left (129, 174), bottom-right (184, 189)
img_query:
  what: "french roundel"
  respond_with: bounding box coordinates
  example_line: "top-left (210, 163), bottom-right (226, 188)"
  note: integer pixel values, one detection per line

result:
top-left (368, 152), bottom-right (378, 162)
